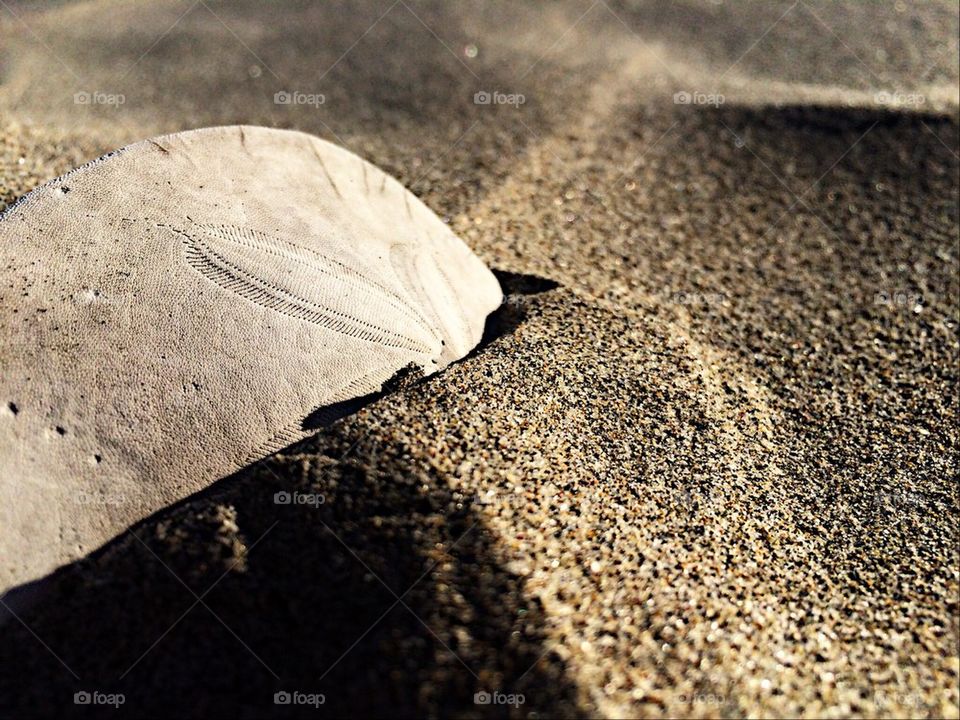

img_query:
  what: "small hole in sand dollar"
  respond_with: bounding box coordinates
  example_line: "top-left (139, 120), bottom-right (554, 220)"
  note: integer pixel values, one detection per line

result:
top-left (7, 402), bottom-right (18, 415)
top-left (94, 454), bottom-right (102, 464)
top-left (55, 426), bottom-right (66, 436)
top-left (59, 186), bottom-right (70, 194)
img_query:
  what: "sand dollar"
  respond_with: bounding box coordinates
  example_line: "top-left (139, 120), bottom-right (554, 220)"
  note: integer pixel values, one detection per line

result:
top-left (0, 125), bottom-right (502, 593)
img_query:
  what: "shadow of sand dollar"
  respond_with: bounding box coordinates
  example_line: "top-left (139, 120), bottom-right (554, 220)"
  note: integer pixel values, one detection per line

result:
top-left (0, 446), bottom-right (584, 719)
top-left (1, 266), bottom-right (955, 717)
top-left (0, 274), bottom-right (745, 719)
top-left (0, 274), bottom-right (585, 719)
top-left (0, 124), bottom-right (501, 599)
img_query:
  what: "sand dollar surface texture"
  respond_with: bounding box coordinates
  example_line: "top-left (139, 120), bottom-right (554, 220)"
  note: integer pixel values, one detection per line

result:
top-left (0, 125), bottom-right (502, 593)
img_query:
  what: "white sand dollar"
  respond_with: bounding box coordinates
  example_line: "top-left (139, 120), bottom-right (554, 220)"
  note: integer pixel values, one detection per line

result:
top-left (0, 125), bottom-right (502, 594)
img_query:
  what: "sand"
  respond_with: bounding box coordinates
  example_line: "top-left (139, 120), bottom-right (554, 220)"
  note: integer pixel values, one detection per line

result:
top-left (0, 1), bottom-right (957, 718)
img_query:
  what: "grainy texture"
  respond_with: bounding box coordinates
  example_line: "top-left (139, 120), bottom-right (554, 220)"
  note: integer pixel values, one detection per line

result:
top-left (0, 1), bottom-right (957, 718)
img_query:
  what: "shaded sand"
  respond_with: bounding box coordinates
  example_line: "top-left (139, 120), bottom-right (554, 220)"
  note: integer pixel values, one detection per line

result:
top-left (1, 1), bottom-right (958, 718)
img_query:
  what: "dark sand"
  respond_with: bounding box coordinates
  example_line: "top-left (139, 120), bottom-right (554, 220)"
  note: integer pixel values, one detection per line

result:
top-left (0, 1), bottom-right (958, 717)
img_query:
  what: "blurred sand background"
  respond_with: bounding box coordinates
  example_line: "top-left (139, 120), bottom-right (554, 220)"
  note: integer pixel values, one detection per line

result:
top-left (0, 0), bottom-right (958, 717)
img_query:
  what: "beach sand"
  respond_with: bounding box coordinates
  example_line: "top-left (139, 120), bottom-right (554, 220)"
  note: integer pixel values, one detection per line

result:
top-left (0, 1), bottom-right (958, 717)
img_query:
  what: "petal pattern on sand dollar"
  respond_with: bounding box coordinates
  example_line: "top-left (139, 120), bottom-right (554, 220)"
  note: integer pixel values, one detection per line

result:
top-left (175, 222), bottom-right (439, 354)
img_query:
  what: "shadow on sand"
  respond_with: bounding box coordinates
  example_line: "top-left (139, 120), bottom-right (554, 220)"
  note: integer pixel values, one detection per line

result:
top-left (0, 272), bottom-right (580, 719)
